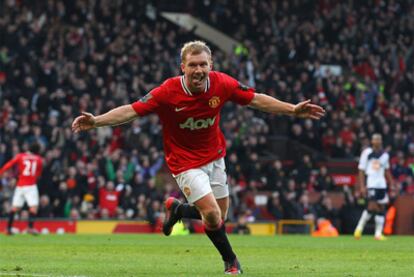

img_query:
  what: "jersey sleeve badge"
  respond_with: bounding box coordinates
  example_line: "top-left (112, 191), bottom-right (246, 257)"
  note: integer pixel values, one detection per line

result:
top-left (139, 92), bottom-right (153, 103)
top-left (238, 82), bottom-right (249, 91)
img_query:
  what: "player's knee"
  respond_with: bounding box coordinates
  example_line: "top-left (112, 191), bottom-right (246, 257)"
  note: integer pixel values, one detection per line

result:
top-left (203, 209), bottom-right (221, 228)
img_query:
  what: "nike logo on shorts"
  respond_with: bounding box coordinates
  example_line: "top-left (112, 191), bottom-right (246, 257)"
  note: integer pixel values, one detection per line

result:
top-left (175, 107), bottom-right (187, 112)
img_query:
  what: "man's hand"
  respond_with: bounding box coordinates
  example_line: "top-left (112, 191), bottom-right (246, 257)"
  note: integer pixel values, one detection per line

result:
top-left (294, 100), bottom-right (326, 120)
top-left (72, 112), bottom-right (96, 133)
top-left (360, 185), bottom-right (367, 198)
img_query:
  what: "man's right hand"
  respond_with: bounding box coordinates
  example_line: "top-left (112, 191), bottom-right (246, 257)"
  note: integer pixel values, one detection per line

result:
top-left (72, 112), bottom-right (96, 133)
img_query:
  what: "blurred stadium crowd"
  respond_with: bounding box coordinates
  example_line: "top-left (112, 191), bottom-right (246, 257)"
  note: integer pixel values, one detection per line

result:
top-left (0, 0), bottom-right (413, 233)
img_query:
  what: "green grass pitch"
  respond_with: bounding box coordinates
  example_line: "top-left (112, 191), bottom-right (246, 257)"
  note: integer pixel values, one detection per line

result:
top-left (0, 234), bottom-right (413, 276)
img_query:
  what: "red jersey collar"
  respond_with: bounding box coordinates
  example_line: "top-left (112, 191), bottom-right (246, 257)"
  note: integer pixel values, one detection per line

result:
top-left (180, 75), bottom-right (210, 96)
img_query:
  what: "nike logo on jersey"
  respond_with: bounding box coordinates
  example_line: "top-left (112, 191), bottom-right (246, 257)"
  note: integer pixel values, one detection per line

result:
top-left (175, 107), bottom-right (187, 112)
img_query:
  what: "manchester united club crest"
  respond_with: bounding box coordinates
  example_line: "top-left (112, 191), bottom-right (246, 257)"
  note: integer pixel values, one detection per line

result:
top-left (209, 96), bottom-right (220, 108)
top-left (183, 186), bottom-right (191, 197)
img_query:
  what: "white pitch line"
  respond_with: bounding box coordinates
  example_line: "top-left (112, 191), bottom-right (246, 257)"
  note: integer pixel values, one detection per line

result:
top-left (0, 273), bottom-right (87, 277)
top-left (0, 273), bottom-right (50, 277)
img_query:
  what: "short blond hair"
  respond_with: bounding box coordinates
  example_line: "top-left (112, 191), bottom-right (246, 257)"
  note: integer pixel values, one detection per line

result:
top-left (180, 41), bottom-right (212, 63)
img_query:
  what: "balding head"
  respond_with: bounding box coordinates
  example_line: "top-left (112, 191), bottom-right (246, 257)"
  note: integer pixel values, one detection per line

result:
top-left (371, 133), bottom-right (382, 150)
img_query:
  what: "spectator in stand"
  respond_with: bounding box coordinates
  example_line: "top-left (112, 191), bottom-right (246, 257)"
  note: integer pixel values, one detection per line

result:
top-left (296, 154), bottom-right (314, 184)
top-left (401, 176), bottom-right (414, 195)
top-left (146, 199), bottom-right (163, 231)
top-left (298, 193), bottom-right (317, 223)
top-left (266, 192), bottom-right (284, 220)
top-left (314, 166), bottom-right (336, 192)
top-left (38, 195), bottom-right (53, 218)
top-left (119, 185), bottom-right (137, 219)
top-left (265, 160), bottom-right (286, 191)
top-left (99, 181), bottom-right (120, 218)
top-left (316, 196), bottom-right (340, 229)
top-left (232, 213), bottom-right (251, 235)
top-left (391, 151), bottom-right (413, 180)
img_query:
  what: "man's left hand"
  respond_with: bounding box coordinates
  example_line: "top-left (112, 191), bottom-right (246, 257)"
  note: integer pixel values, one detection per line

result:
top-left (294, 100), bottom-right (326, 120)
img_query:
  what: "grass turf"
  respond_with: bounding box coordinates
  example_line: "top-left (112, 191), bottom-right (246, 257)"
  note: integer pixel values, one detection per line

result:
top-left (0, 234), bottom-right (413, 277)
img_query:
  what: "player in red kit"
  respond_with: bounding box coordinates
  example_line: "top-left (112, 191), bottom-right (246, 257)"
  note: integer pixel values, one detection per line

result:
top-left (72, 41), bottom-right (325, 275)
top-left (0, 143), bottom-right (43, 235)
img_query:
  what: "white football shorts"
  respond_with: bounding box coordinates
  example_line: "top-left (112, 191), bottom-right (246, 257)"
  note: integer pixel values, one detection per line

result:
top-left (12, 185), bottom-right (39, 207)
top-left (173, 158), bottom-right (229, 204)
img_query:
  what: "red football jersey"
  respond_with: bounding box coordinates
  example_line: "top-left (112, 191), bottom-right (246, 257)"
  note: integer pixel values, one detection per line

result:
top-left (0, 152), bottom-right (43, 186)
top-left (131, 71), bottom-right (255, 174)
top-left (99, 188), bottom-right (120, 217)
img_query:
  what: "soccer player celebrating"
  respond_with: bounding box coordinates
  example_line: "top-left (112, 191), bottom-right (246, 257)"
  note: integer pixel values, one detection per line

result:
top-left (354, 134), bottom-right (394, 240)
top-left (72, 41), bottom-right (325, 274)
top-left (0, 142), bottom-right (43, 235)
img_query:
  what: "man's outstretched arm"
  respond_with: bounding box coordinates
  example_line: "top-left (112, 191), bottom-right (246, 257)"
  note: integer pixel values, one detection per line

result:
top-left (0, 156), bottom-right (18, 176)
top-left (249, 93), bottom-right (325, 120)
top-left (72, 104), bottom-right (138, 133)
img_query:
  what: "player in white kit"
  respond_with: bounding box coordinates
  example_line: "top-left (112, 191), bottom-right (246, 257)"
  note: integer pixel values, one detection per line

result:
top-left (354, 134), bottom-right (394, 240)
